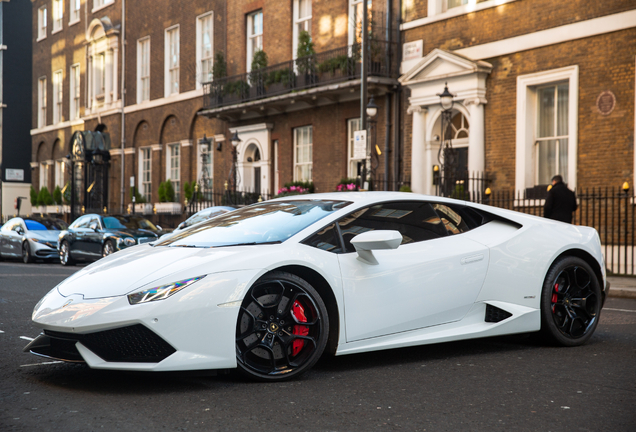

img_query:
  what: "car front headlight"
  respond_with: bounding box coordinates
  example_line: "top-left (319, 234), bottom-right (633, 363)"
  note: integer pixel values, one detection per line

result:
top-left (127, 276), bottom-right (206, 305)
top-left (29, 238), bottom-right (57, 248)
top-left (118, 237), bottom-right (136, 247)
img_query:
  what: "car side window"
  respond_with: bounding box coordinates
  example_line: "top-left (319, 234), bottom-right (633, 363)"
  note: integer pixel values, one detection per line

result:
top-left (72, 216), bottom-right (91, 229)
top-left (89, 217), bottom-right (101, 229)
top-left (2, 219), bottom-right (16, 232)
top-left (302, 223), bottom-right (343, 253)
top-left (432, 204), bottom-right (473, 235)
top-left (338, 201), bottom-right (448, 253)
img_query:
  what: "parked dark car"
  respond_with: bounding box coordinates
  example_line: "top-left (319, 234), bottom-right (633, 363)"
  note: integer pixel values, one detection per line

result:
top-left (0, 217), bottom-right (68, 263)
top-left (58, 214), bottom-right (160, 266)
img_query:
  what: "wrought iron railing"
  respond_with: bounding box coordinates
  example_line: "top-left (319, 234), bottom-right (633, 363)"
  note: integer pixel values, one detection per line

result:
top-left (203, 41), bottom-right (398, 110)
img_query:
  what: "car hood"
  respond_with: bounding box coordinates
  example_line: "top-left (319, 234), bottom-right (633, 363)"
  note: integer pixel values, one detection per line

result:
top-left (28, 230), bottom-right (61, 241)
top-left (57, 244), bottom-right (266, 299)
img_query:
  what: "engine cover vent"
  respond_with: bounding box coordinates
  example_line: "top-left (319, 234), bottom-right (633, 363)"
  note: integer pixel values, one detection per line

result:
top-left (485, 304), bottom-right (512, 323)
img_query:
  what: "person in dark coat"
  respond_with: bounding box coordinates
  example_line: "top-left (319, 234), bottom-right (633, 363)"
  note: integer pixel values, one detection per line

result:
top-left (544, 175), bottom-right (578, 223)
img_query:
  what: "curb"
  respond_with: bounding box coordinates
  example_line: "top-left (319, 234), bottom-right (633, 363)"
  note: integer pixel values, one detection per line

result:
top-left (608, 289), bottom-right (636, 300)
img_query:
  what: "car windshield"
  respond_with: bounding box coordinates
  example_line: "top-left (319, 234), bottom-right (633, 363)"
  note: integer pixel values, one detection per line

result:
top-left (103, 215), bottom-right (159, 231)
top-left (183, 208), bottom-right (232, 228)
top-left (156, 200), bottom-right (351, 248)
top-left (25, 219), bottom-right (68, 231)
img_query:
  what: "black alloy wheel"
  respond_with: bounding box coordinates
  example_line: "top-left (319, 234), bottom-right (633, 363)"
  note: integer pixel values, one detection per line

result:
top-left (236, 271), bottom-right (329, 381)
top-left (540, 256), bottom-right (601, 346)
top-left (59, 241), bottom-right (76, 266)
top-left (102, 240), bottom-right (115, 257)
top-left (22, 241), bottom-right (34, 264)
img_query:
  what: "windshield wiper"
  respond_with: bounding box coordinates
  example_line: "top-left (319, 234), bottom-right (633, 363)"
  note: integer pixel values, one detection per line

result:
top-left (214, 241), bottom-right (282, 248)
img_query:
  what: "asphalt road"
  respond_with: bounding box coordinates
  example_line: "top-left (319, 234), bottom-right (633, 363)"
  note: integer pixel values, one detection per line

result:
top-left (1, 260), bottom-right (635, 432)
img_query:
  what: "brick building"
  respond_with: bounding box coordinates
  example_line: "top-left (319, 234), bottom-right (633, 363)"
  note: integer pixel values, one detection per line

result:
top-left (30, 0), bottom-right (636, 221)
top-left (399, 0), bottom-right (636, 197)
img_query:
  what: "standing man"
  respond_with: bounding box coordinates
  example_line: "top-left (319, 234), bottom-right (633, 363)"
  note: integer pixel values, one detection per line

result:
top-left (544, 175), bottom-right (578, 223)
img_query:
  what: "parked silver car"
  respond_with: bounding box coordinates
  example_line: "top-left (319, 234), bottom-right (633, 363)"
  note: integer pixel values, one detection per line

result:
top-left (0, 217), bottom-right (68, 263)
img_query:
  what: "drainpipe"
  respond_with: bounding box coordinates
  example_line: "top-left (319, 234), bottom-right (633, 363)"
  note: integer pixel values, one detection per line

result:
top-left (120, 0), bottom-right (126, 212)
top-left (384, 0), bottom-right (391, 190)
top-left (393, 0), bottom-right (402, 190)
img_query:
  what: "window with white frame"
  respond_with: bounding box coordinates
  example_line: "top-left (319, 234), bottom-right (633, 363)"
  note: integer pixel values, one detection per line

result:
top-left (93, 0), bottom-right (114, 10)
top-left (347, 118), bottom-right (363, 178)
top-left (348, 0), bottom-right (371, 46)
top-left (535, 83), bottom-right (569, 186)
top-left (39, 163), bottom-right (50, 190)
top-left (515, 66), bottom-right (578, 194)
top-left (70, 0), bottom-right (80, 23)
top-left (52, 71), bottom-right (63, 124)
top-left (38, 6), bottom-right (47, 40)
top-left (293, 0), bottom-right (311, 59)
top-left (70, 64), bottom-right (80, 120)
top-left (246, 10), bottom-right (263, 72)
top-left (198, 141), bottom-right (213, 187)
top-left (94, 52), bottom-right (106, 98)
top-left (168, 144), bottom-right (181, 200)
top-left (197, 12), bottom-right (214, 86)
top-left (294, 126), bottom-right (312, 182)
top-left (52, 0), bottom-right (63, 32)
top-left (137, 37), bottom-right (150, 103)
top-left (140, 148), bottom-right (152, 202)
top-left (38, 77), bottom-right (47, 127)
top-left (165, 26), bottom-right (180, 96)
top-left (55, 160), bottom-right (66, 189)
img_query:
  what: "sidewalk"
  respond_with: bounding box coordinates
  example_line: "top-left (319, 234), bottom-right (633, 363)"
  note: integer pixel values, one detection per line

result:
top-left (607, 276), bottom-right (636, 299)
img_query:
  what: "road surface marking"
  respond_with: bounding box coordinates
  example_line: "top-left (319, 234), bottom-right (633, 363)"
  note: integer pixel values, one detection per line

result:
top-left (20, 361), bottom-right (63, 368)
top-left (604, 307), bottom-right (636, 313)
top-left (20, 336), bottom-right (34, 341)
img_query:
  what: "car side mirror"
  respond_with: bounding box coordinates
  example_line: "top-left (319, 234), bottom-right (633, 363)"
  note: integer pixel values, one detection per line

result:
top-left (350, 230), bottom-right (402, 265)
top-left (177, 222), bottom-right (185, 230)
top-left (16, 227), bottom-right (24, 235)
top-left (89, 222), bottom-right (98, 231)
top-left (156, 225), bottom-right (163, 231)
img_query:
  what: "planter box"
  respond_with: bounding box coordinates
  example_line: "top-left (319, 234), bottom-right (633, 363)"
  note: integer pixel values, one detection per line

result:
top-left (33, 205), bottom-right (46, 214)
top-left (128, 203), bottom-right (153, 215)
top-left (46, 205), bottom-right (62, 214)
top-left (154, 202), bottom-right (182, 215)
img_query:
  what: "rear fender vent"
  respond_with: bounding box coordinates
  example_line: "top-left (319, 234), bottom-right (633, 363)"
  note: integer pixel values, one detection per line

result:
top-left (485, 304), bottom-right (512, 323)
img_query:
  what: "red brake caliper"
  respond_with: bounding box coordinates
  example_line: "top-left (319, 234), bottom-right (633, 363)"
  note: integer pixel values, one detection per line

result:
top-left (551, 283), bottom-right (559, 312)
top-left (292, 301), bottom-right (309, 356)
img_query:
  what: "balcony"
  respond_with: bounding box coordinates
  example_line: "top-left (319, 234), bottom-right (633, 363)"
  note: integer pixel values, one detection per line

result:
top-left (201, 41), bottom-right (399, 119)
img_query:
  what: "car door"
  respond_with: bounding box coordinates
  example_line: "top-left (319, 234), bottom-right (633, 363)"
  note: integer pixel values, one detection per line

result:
top-left (69, 215), bottom-right (93, 259)
top-left (8, 220), bottom-right (26, 257)
top-left (0, 219), bottom-right (17, 256)
top-left (337, 201), bottom-right (490, 342)
top-left (84, 216), bottom-right (104, 257)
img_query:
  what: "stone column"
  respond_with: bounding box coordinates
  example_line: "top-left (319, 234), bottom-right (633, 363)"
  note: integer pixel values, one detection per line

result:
top-left (466, 98), bottom-right (486, 176)
top-left (105, 50), bottom-right (113, 105)
top-left (409, 105), bottom-right (427, 194)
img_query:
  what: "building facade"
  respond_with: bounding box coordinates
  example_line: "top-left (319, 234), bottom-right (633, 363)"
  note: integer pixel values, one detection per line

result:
top-left (399, 0), bottom-right (636, 197)
top-left (30, 0), bottom-right (636, 222)
top-left (1, 0), bottom-right (32, 219)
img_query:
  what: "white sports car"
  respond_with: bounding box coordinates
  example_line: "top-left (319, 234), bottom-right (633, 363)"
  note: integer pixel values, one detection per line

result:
top-left (25, 192), bottom-right (608, 381)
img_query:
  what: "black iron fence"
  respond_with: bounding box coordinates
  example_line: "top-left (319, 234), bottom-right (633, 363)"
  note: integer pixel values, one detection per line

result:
top-left (203, 40), bottom-right (398, 110)
top-left (435, 174), bottom-right (636, 276)
top-left (187, 190), bottom-right (271, 215)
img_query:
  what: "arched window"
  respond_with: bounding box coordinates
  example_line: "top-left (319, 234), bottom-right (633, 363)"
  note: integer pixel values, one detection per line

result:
top-left (444, 111), bottom-right (469, 141)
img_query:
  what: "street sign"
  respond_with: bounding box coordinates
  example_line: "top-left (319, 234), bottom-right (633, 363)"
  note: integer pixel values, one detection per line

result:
top-left (5, 169), bottom-right (24, 181)
top-left (353, 130), bottom-right (367, 160)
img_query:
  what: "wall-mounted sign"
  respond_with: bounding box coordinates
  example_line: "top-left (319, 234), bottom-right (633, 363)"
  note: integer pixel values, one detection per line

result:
top-left (596, 90), bottom-right (616, 115)
top-left (5, 169), bottom-right (24, 181)
top-left (403, 40), bottom-right (423, 62)
top-left (353, 130), bottom-right (367, 160)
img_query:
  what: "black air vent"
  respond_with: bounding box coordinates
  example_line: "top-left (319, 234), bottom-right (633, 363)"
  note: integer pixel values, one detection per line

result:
top-left (485, 304), bottom-right (512, 323)
top-left (45, 324), bottom-right (176, 363)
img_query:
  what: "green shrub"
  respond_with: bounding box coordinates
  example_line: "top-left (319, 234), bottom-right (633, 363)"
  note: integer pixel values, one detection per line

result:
top-left (62, 183), bottom-right (71, 204)
top-left (184, 181), bottom-right (201, 203)
top-left (30, 186), bottom-right (38, 206)
top-left (37, 186), bottom-right (54, 206)
top-left (130, 187), bottom-right (146, 203)
top-left (251, 50), bottom-right (268, 71)
top-left (296, 30), bottom-right (316, 75)
top-left (213, 52), bottom-right (227, 80)
top-left (399, 185), bottom-right (413, 193)
top-left (158, 180), bottom-right (176, 203)
top-left (53, 186), bottom-right (63, 205)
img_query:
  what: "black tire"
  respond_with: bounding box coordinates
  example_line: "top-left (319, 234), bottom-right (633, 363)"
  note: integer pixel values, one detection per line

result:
top-left (540, 256), bottom-right (602, 346)
top-left (235, 271), bottom-right (329, 381)
top-left (59, 241), bottom-right (76, 266)
top-left (22, 241), bottom-right (34, 264)
top-left (102, 240), bottom-right (115, 257)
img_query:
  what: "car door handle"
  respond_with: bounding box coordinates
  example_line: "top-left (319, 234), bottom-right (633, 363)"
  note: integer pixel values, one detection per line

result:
top-left (461, 254), bottom-right (485, 265)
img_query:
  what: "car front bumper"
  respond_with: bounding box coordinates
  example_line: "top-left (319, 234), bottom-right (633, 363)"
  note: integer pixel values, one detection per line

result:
top-left (25, 268), bottom-right (262, 372)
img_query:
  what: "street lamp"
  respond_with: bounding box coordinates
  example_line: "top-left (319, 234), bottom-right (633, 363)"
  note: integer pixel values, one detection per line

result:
top-left (198, 134), bottom-right (214, 206)
top-left (366, 96), bottom-right (378, 118)
top-left (437, 82), bottom-right (455, 195)
top-left (361, 97), bottom-right (379, 190)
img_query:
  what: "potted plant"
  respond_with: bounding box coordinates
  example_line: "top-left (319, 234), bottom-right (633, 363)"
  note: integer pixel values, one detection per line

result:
top-left (210, 52), bottom-right (227, 105)
top-left (250, 50), bottom-right (268, 96)
top-left (296, 30), bottom-right (317, 87)
top-left (128, 187), bottom-right (153, 215)
top-left (335, 178), bottom-right (360, 192)
top-left (155, 180), bottom-right (182, 214)
top-left (37, 186), bottom-right (54, 214)
top-left (275, 181), bottom-right (314, 197)
top-left (29, 186), bottom-right (43, 214)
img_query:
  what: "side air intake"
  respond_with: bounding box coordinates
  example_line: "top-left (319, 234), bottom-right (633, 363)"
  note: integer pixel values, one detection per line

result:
top-left (485, 304), bottom-right (512, 323)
